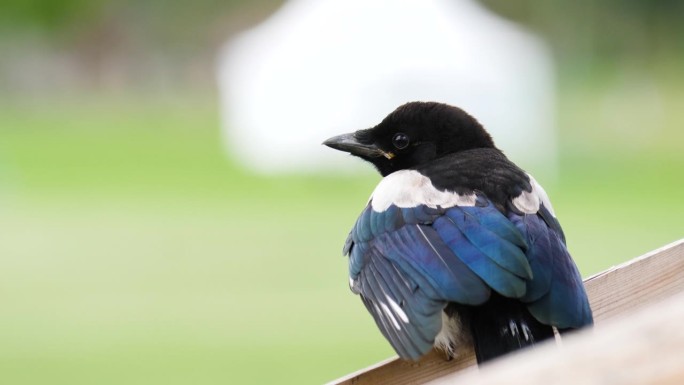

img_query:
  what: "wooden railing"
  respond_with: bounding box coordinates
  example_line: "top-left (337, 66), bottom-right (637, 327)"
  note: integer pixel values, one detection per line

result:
top-left (329, 238), bottom-right (684, 385)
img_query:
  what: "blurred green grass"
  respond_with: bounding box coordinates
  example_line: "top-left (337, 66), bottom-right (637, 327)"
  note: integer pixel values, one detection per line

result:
top-left (0, 91), bottom-right (682, 384)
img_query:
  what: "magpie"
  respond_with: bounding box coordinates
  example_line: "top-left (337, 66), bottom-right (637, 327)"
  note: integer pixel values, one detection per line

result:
top-left (323, 102), bottom-right (593, 364)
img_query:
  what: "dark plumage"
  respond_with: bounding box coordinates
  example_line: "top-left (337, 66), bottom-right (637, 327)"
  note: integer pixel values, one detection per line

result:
top-left (324, 101), bottom-right (593, 364)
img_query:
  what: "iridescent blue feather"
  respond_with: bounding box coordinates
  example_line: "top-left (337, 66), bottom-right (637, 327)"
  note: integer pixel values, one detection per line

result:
top-left (344, 194), bottom-right (592, 360)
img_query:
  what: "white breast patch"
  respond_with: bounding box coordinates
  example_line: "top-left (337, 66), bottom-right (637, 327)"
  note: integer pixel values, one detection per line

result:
top-left (370, 170), bottom-right (477, 212)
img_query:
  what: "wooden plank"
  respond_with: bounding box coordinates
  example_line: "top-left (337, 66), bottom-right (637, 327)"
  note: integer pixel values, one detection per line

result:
top-left (329, 350), bottom-right (475, 385)
top-left (328, 238), bottom-right (684, 385)
top-left (429, 289), bottom-right (684, 385)
top-left (584, 238), bottom-right (684, 321)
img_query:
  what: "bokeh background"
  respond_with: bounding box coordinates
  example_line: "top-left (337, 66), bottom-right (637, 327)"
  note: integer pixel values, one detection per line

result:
top-left (1, 1), bottom-right (682, 384)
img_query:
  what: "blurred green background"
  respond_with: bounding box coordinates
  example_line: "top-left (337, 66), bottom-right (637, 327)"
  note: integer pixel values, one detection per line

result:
top-left (1, 1), bottom-right (682, 384)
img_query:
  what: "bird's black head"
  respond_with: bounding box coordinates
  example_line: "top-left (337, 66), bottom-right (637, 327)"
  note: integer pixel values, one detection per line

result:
top-left (324, 102), bottom-right (495, 176)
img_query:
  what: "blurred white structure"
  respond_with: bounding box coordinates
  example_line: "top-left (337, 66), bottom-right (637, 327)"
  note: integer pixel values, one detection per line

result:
top-left (218, 0), bottom-right (557, 175)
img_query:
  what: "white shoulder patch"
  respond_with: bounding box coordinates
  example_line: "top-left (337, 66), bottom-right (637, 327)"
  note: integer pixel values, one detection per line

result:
top-left (370, 170), bottom-right (476, 212)
top-left (512, 174), bottom-right (557, 217)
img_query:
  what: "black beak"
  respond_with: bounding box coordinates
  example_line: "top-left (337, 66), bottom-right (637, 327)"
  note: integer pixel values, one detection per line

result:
top-left (323, 133), bottom-right (393, 159)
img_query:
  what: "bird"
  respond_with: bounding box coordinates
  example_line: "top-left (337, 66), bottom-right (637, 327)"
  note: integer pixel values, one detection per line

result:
top-left (323, 101), bottom-right (593, 364)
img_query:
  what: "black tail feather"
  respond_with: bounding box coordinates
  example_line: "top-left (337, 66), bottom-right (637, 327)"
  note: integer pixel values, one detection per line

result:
top-left (448, 294), bottom-right (555, 364)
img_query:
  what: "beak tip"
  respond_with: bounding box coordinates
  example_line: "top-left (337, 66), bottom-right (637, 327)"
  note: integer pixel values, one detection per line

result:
top-left (322, 133), bottom-right (351, 151)
top-left (323, 132), bottom-right (381, 158)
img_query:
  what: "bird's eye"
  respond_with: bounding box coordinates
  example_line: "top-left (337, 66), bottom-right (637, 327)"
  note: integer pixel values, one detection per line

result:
top-left (392, 132), bottom-right (410, 149)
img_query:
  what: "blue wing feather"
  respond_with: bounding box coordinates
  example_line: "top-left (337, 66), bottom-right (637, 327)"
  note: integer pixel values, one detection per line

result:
top-left (369, 257), bottom-right (441, 344)
top-left (357, 248), bottom-right (445, 360)
top-left (445, 205), bottom-right (532, 279)
top-left (508, 210), bottom-right (593, 328)
top-left (507, 213), bottom-right (554, 302)
top-left (433, 214), bottom-right (527, 298)
top-left (374, 226), bottom-right (490, 304)
top-left (345, 191), bottom-right (592, 360)
top-left (362, 262), bottom-right (421, 357)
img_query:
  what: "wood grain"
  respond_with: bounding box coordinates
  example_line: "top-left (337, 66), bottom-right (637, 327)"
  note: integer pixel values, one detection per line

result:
top-left (584, 238), bottom-right (684, 322)
top-left (429, 288), bottom-right (684, 385)
top-left (328, 238), bottom-right (684, 385)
